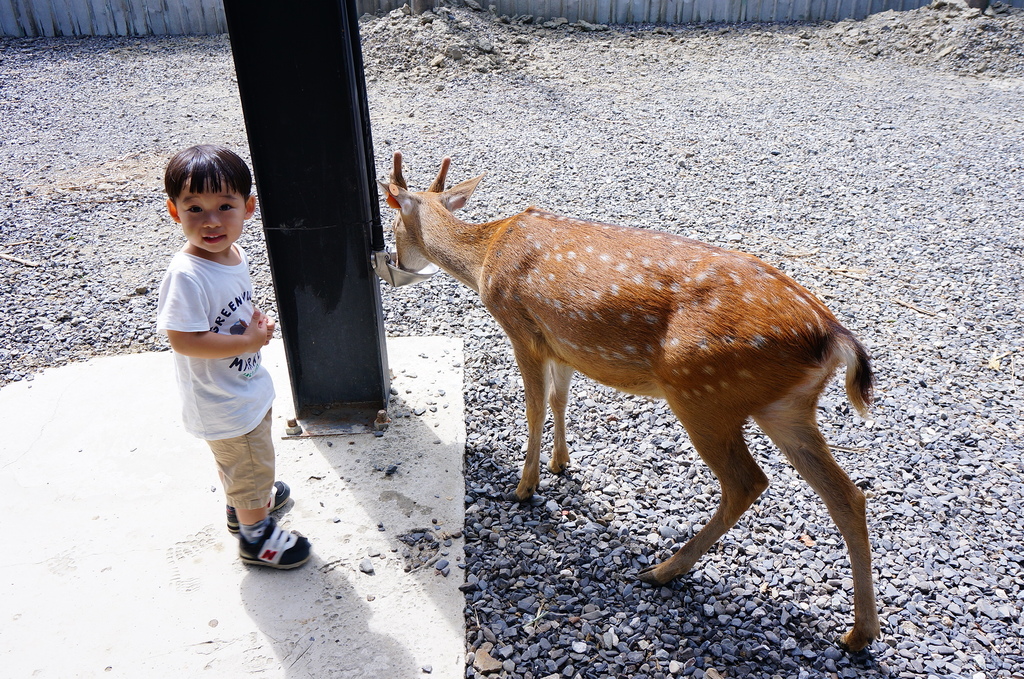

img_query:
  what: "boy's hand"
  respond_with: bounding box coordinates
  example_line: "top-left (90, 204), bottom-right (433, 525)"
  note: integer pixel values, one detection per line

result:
top-left (244, 308), bottom-right (270, 353)
top-left (166, 308), bottom-right (273, 359)
top-left (263, 314), bottom-right (276, 346)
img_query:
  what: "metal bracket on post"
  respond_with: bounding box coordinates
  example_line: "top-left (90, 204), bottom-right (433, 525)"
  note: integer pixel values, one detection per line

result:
top-left (371, 249), bottom-right (439, 287)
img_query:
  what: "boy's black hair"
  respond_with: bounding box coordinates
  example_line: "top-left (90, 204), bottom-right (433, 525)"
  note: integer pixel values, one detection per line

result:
top-left (164, 145), bottom-right (253, 200)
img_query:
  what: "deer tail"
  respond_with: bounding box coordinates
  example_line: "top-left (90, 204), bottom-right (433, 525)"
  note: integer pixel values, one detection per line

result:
top-left (832, 330), bottom-right (874, 417)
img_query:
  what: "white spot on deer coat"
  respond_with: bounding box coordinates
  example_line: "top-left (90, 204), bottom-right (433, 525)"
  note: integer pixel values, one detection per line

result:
top-left (694, 270), bottom-right (714, 284)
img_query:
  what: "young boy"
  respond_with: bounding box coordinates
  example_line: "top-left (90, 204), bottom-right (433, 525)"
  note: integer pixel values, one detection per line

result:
top-left (156, 144), bottom-right (311, 569)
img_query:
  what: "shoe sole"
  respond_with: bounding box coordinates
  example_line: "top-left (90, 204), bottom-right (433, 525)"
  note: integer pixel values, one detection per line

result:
top-left (238, 551), bottom-right (311, 569)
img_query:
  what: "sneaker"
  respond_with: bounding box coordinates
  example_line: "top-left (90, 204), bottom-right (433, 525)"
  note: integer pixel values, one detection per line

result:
top-left (238, 516), bottom-right (311, 569)
top-left (226, 481), bottom-right (291, 534)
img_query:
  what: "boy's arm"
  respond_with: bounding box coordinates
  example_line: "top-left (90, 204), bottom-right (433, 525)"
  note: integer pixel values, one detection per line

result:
top-left (166, 309), bottom-right (274, 359)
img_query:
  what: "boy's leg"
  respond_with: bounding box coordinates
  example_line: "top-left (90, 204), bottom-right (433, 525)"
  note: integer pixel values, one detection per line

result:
top-left (208, 409), bottom-right (277, 515)
top-left (207, 410), bottom-right (311, 569)
top-left (225, 478), bottom-right (290, 534)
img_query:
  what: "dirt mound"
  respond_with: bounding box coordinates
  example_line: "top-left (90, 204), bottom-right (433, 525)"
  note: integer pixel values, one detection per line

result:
top-left (358, 0), bottom-right (1024, 80)
top-left (824, 0), bottom-right (1024, 76)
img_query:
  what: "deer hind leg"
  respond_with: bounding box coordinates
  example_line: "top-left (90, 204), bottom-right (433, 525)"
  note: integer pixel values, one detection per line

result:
top-left (752, 404), bottom-right (879, 652)
top-left (638, 417), bottom-right (769, 586)
top-left (547, 362), bottom-right (574, 474)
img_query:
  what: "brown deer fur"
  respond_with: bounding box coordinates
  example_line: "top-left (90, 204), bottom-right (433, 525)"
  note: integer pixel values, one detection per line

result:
top-left (380, 153), bottom-right (879, 652)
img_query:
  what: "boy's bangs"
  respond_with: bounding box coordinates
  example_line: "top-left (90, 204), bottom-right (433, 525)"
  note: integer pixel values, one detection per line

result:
top-left (185, 165), bottom-right (236, 196)
top-left (165, 145), bottom-right (252, 199)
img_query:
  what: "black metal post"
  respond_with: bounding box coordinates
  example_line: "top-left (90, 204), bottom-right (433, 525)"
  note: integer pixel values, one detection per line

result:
top-left (223, 0), bottom-right (388, 434)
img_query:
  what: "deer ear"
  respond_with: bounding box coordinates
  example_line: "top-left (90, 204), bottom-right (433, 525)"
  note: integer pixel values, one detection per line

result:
top-left (442, 173), bottom-right (485, 211)
top-left (378, 180), bottom-right (403, 209)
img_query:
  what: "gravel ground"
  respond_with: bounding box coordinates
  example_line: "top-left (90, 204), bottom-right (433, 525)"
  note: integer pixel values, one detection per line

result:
top-left (2, 1), bottom-right (1024, 677)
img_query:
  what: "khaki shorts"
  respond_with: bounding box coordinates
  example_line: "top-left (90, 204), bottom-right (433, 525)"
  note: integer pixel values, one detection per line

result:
top-left (206, 409), bottom-right (276, 510)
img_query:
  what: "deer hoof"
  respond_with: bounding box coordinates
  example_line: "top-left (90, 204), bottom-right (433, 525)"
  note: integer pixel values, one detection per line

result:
top-left (636, 564), bottom-right (670, 586)
top-left (837, 628), bottom-right (874, 654)
top-left (509, 485), bottom-right (536, 502)
top-left (548, 460), bottom-right (569, 474)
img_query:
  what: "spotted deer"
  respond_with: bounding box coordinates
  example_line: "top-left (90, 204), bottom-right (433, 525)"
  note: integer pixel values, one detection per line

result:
top-left (380, 152), bottom-right (879, 651)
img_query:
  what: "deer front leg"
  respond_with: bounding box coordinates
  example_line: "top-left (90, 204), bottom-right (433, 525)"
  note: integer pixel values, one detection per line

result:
top-left (547, 362), bottom-right (574, 474)
top-left (512, 350), bottom-right (550, 501)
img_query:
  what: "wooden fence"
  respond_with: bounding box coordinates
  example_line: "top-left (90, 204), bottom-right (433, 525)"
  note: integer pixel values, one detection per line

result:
top-left (1, 0), bottom-right (1020, 36)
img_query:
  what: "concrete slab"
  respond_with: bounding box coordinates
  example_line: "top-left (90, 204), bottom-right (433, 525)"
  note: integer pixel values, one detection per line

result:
top-left (0, 337), bottom-right (466, 678)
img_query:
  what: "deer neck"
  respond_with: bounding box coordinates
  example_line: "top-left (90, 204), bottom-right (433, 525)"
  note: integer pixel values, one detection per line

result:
top-left (418, 207), bottom-right (506, 293)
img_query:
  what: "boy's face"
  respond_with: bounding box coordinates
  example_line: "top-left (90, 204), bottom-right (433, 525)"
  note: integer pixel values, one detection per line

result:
top-left (167, 190), bottom-right (256, 263)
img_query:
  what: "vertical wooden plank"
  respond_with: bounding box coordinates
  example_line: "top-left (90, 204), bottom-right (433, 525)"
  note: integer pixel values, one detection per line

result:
top-left (48, 0), bottom-right (73, 35)
top-left (87, 0), bottom-right (114, 34)
top-left (744, 0), bottom-right (756, 21)
top-left (164, 0), bottom-right (185, 34)
top-left (106, 0), bottom-right (129, 34)
top-left (712, 0), bottom-right (725, 21)
top-left (780, 0), bottom-right (794, 22)
top-left (182, 0), bottom-right (200, 33)
top-left (577, 0), bottom-right (593, 23)
top-left (675, 0), bottom-right (688, 22)
top-left (639, 0), bottom-right (650, 22)
top-left (824, 0), bottom-right (838, 22)
top-left (692, 0), bottom-right (708, 21)
top-left (0, 0), bottom-right (18, 35)
top-left (13, 0), bottom-right (35, 35)
top-left (662, 0), bottom-right (675, 24)
top-left (208, 0), bottom-right (227, 33)
top-left (127, 0), bottom-right (150, 35)
top-left (146, 0), bottom-right (167, 34)
top-left (35, 0), bottom-right (56, 35)
top-left (195, 0), bottom-right (213, 33)
top-left (178, 0), bottom-right (195, 33)
top-left (613, 0), bottom-right (627, 24)
top-left (85, 0), bottom-right (105, 34)
top-left (692, 0), bottom-right (705, 22)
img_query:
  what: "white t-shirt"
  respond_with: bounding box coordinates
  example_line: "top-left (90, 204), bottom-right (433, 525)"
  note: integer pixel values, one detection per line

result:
top-left (156, 245), bottom-right (275, 440)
